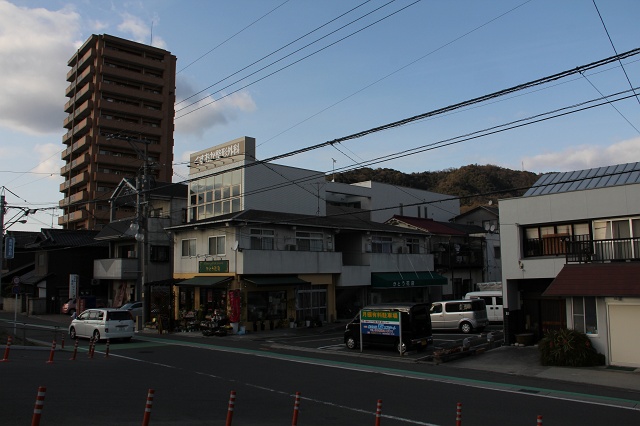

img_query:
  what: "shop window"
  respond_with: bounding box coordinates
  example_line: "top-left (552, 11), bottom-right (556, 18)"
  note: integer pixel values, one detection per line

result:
top-left (572, 297), bottom-right (598, 334)
top-left (181, 239), bottom-right (196, 257)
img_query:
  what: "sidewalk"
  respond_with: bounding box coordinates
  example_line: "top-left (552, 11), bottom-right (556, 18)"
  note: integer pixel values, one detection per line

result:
top-left (5, 312), bottom-right (640, 392)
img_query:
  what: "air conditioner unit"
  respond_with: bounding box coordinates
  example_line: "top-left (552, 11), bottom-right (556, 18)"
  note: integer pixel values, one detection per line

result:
top-left (285, 244), bottom-right (297, 251)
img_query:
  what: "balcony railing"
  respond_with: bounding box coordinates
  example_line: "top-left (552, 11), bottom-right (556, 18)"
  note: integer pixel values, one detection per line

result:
top-left (525, 234), bottom-right (640, 262)
top-left (566, 237), bottom-right (640, 263)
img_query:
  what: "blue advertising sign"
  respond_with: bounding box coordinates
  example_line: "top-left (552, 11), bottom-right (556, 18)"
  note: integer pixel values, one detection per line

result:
top-left (4, 236), bottom-right (15, 259)
top-left (360, 309), bottom-right (400, 337)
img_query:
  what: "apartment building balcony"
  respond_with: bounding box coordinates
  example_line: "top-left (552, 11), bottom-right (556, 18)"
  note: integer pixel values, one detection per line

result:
top-left (59, 171), bottom-right (89, 192)
top-left (94, 152), bottom-right (142, 168)
top-left (60, 153), bottom-right (90, 175)
top-left (96, 136), bottom-right (163, 157)
top-left (59, 190), bottom-right (88, 208)
top-left (239, 249), bottom-right (342, 275)
top-left (57, 208), bottom-right (88, 226)
top-left (64, 83), bottom-right (94, 113)
top-left (93, 171), bottom-right (131, 185)
top-left (61, 135), bottom-right (91, 159)
top-left (96, 98), bottom-right (164, 120)
top-left (98, 81), bottom-right (164, 103)
top-left (62, 117), bottom-right (92, 144)
top-left (64, 65), bottom-right (95, 97)
top-left (101, 48), bottom-right (167, 72)
top-left (565, 237), bottom-right (640, 263)
top-left (100, 65), bottom-right (164, 87)
top-left (94, 258), bottom-right (139, 280)
top-left (66, 49), bottom-right (94, 81)
top-left (96, 117), bottom-right (163, 137)
top-left (63, 100), bottom-right (93, 129)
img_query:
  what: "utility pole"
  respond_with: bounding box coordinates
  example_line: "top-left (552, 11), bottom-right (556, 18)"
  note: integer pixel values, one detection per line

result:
top-left (0, 193), bottom-right (5, 274)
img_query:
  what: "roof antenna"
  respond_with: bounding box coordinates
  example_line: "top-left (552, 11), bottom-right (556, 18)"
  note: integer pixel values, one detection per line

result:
top-left (150, 21), bottom-right (153, 46)
top-left (331, 158), bottom-right (336, 182)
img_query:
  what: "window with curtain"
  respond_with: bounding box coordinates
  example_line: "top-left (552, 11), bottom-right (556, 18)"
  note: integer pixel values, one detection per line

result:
top-left (208, 235), bottom-right (226, 256)
top-left (181, 239), bottom-right (196, 257)
top-left (250, 229), bottom-right (274, 250)
top-left (296, 231), bottom-right (323, 251)
top-left (572, 296), bottom-right (597, 334)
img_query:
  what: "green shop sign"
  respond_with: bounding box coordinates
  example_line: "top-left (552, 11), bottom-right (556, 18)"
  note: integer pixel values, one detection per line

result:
top-left (199, 260), bottom-right (229, 273)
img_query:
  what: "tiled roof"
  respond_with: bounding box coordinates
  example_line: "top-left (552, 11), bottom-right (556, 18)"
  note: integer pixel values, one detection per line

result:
top-left (544, 263), bottom-right (640, 297)
top-left (168, 209), bottom-right (427, 235)
top-left (26, 229), bottom-right (107, 248)
top-left (524, 162), bottom-right (640, 197)
top-left (387, 215), bottom-right (484, 236)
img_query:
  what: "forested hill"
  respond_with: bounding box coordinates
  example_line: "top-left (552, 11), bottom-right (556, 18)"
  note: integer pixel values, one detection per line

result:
top-left (332, 164), bottom-right (541, 211)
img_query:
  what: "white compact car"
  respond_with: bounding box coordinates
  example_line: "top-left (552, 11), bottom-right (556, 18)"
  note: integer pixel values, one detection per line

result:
top-left (69, 308), bottom-right (135, 342)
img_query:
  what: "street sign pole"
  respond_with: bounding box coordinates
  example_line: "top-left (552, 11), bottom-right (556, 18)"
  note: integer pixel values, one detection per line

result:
top-left (12, 276), bottom-right (19, 336)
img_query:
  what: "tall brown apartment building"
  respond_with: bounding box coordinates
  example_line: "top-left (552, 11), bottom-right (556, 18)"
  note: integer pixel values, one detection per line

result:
top-left (60, 34), bottom-right (176, 230)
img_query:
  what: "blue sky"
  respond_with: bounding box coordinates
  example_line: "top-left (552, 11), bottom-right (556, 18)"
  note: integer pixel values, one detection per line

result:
top-left (1, 0), bottom-right (639, 232)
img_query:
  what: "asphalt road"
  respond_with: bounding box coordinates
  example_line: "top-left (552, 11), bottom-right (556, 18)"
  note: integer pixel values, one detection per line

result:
top-left (1, 322), bottom-right (639, 425)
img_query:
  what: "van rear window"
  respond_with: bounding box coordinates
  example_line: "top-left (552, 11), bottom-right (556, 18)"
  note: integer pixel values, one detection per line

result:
top-left (106, 311), bottom-right (132, 321)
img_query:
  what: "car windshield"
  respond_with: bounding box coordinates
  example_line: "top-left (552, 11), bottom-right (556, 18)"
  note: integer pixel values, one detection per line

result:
top-left (119, 303), bottom-right (134, 310)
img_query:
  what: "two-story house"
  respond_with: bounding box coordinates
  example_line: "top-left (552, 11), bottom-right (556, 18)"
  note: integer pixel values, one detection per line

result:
top-left (500, 162), bottom-right (640, 368)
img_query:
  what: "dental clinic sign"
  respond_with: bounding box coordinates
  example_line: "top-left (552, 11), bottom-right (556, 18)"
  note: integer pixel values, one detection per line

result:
top-left (360, 309), bottom-right (400, 337)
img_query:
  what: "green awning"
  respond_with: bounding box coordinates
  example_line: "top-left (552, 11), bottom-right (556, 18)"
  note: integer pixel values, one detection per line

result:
top-left (177, 276), bottom-right (232, 287)
top-left (243, 275), bottom-right (310, 286)
top-left (371, 272), bottom-right (447, 289)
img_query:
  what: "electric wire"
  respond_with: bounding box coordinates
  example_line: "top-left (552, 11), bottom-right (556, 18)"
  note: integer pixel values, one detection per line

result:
top-left (175, 0), bottom-right (421, 119)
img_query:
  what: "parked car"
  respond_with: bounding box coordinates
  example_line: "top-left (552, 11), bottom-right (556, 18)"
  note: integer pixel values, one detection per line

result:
top-left (118, 301), bottom-right (143, 319)
top-left (344, 302), bottom-right (433, 353)
top-left (430, 299), bottom-right (489, 333)
top-left (464, 291), bottom-right (504, 322)
top-left (60, 296), bottom-right (104, 316)
top-left (69, 308), bottom-right (135, 342)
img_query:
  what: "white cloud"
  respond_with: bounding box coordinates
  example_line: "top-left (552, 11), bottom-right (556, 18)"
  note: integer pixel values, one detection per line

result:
top-left (522, 137), bottom-right (640, 172)
top-left (174, 75), bottom-right (256, 137)
top-left (117, 12), bottom-right (166, 49)
top-left (0, 1), bottom-right (81, 135)
top-left (32, 143), bottom-right (64, 176)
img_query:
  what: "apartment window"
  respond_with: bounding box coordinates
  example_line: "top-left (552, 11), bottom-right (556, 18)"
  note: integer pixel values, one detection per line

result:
top-left (405, 238), bottom-right (420, 254)
top-left (296, 232), bottom-right (323, 252)
top-left (181, 239), bottom-right (196, 257)
top-left (494, 246), bottom-right (501, 259)
top-left (572, 297), bottom-right (597, 334)
top-left (371, 236), bottom-right (392, 253)
top-left (150, 245), bottom-right (169, 262)
top-left (250, 229), bottom-right (274, 250)
top-left (208, 235), bottom-right (226, 256)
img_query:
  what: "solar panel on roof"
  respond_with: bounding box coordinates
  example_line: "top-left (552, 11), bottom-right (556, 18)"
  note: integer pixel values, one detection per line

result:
top-left (523, 162), bottom-right (640, 197)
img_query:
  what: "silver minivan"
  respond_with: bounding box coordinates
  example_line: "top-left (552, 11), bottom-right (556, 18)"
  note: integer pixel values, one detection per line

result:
top-left (430, 299), bottom-right (489, 333)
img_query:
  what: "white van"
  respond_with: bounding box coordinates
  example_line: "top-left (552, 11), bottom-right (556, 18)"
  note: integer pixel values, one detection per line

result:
top-left (464, 291), bottom-right (503, 323)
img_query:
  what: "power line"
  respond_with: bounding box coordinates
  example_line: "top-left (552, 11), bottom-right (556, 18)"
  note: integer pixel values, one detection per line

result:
top-left (176, 0), bottom-right (375, 107)
top-left (175, 0), bottom-right (421, 119)
top-left (176, 0), bottom-right (292, 74)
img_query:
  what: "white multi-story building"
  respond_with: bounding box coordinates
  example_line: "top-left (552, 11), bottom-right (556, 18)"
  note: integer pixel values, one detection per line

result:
top-left (500, 162), bottom-right (640, 368)
top-left (169, 137), bottom-right (457, 326)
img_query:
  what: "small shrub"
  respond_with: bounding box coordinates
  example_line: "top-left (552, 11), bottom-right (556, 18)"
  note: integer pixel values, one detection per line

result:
top-left (538, 328), bottom-right (604, 367)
